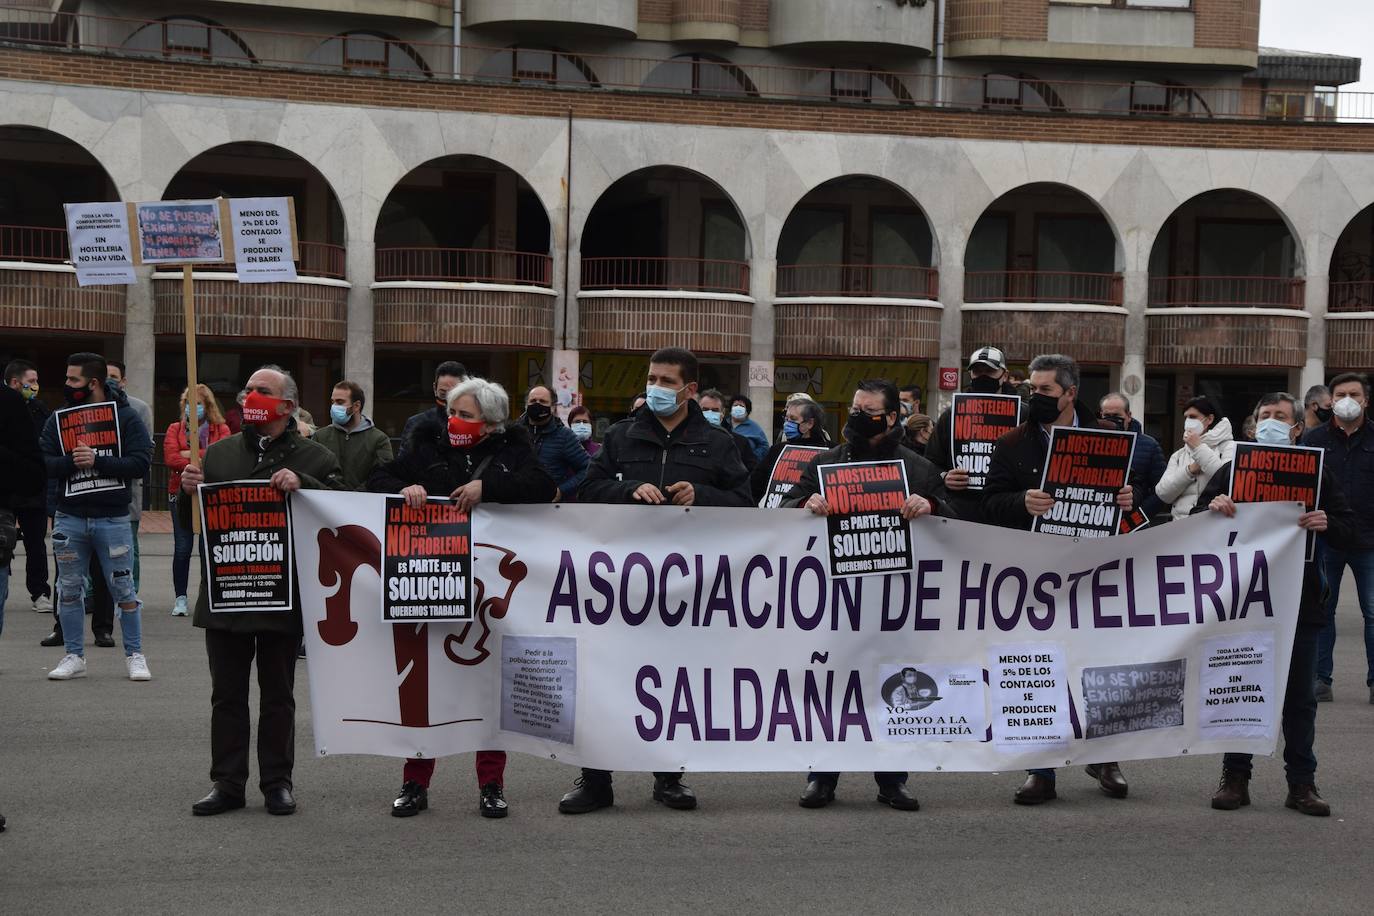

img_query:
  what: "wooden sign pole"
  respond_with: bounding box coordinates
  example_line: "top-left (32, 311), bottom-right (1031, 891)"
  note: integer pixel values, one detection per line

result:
top-left (183, 262), bottom-right (202, 533)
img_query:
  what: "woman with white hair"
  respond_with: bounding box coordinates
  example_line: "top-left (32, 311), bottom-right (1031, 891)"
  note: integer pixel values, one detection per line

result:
top-left (367, 376), bottom-right (556, 819)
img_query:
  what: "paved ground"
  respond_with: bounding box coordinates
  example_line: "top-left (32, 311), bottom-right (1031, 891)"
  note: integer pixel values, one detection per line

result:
top-left (2, 533), bottom-right (1373, 914)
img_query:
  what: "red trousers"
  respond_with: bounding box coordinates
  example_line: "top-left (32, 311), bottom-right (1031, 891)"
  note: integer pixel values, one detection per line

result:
top-left (403, 751), bottom-right (506, 788)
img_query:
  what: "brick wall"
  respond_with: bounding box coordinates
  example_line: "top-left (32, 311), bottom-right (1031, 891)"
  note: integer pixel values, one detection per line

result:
top-left (579, 295), bottom-right (752, 354)
top-left (5, 48), bottom-right (1374, 154)
top-left (1318, 317), bottom-right (1371, 371)
top-left (740, 0), bottom-right (769, 31)
top-left (0, 267), bottom-right (124, 334)
top-left (775, 302), bottom-right (941, 359)
top-left (639, 0), bottom-right (674, 23)
top-left (374, 287), bottom-right (555, 347)
top-left (962, 308), bottom-right (1126, 365)
top-left (1145, 312), bottom-right (1306, 367)
top-left (153, 278), bottom-right (347, 341)
top-left (946, 0), bottom-right (1048, 43)
top-left (1194, 0), bottom-right (1261, 52)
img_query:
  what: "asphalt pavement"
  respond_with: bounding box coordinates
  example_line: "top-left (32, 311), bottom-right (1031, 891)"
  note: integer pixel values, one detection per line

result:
top-left (2, 533), bottom-right (1373, 915)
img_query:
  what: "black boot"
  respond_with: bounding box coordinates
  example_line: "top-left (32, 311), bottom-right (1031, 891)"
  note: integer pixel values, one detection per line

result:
top-left (479, 782), bottom-right (508, 819)
top-left (559, 774), bottom-right (613, 815)
top-left (392, 780), bottom-right (428, 818)
top-left (799, 779), bottom-right (836, 809)
top-left (652, 774), bottom-right (697, 810)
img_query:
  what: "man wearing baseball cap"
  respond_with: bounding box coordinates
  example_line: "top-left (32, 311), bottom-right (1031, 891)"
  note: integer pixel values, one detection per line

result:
top-left (922, 346), bottom-right (1021, 523)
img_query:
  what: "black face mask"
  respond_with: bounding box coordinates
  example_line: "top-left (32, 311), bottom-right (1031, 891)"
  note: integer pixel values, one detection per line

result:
top-left (1028, 392), bottom-right (1063, 425)
top-left (1099, 414), bottom-right (1126, 432)
top-left (1315, 406), bottom-right (1334, 424)
top-left (526, 402), bottom-right (552, 423)
top-left (844, 410), bottom-right (890, 445)
top-left (63, 382), bottom-right (92, 407)
top-left (967, 376), bottom-right (1002, 395)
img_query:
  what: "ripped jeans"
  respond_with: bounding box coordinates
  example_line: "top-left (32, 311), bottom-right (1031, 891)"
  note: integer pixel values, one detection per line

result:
top-left (53, 513), bottom-right (142, 658)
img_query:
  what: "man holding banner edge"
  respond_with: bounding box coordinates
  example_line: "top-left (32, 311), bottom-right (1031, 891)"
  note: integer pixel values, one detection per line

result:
top-left (179, 365), bottom-right (344, 817)
top-left (782, 378), bottom-right (954, 811)
top-left (982, 353), bottom-right (1137, 805)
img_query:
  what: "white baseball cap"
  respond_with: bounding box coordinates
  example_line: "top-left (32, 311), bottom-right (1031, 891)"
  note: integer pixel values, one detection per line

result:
top-left (967, 346), bottom-right (1007, 372)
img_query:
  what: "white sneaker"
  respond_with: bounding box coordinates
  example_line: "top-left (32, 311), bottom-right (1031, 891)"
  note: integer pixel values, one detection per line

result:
top-left (33, 595), bottom-right (53, 613)
top-left (126, 653), bottom-right (152, 681)
top-left (171, 596), bottom-right (189, 617)
top-left (48, 654), bottom-right (87, 680)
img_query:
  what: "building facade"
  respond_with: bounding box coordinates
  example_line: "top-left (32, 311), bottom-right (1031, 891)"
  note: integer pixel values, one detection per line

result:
top-left (1, 0), bottom-right (1369, 447)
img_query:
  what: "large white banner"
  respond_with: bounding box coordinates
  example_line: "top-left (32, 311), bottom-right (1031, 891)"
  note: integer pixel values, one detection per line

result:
top-left (294, 493), bottom-right (1304, 772)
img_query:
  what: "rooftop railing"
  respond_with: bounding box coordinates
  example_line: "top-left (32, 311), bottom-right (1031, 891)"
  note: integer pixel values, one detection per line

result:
top-left (0, 6), bottom-right (1367, 121)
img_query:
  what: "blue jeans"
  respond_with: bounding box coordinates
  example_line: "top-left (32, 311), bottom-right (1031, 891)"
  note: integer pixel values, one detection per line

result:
top-left (1224, 623), bottom-right (1319, 786)
top-left (1317, 548), bottom-right (1374, 685)
top-left (170, 495), bottom-right (196, 599)
top-left (52, 513), bottom-right (142, 657)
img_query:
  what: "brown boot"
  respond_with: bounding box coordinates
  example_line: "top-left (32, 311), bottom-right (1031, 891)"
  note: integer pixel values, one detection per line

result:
top-left (1085, 762), bottom-right (1128, 799)
top-left (1210, 770), bottom-right (1250, 810)
top-left (1284, 784), bottom-right (1331, 817)
top-left (1014, 773), bottom-right (1057, 805)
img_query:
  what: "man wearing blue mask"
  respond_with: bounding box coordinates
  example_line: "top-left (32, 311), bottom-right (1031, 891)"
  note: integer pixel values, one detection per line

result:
top-left (728, 394), bottom-right (769, 462)
top-left (1300, 373), bottom-right (1374, 705)
top-left (698, 388), bottom-right (758, 474)
top-left (751, 397), bottom-right (828, 503)
top-left (313, 380), bottom-right (394, 491)
top-left (1199, 391), bottom-right (1355, 817)
top-left (564, 347), bottom-right (752, 816)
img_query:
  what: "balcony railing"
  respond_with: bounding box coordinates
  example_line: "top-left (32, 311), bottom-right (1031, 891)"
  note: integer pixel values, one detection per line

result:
top-left (0, 6), bottom-right (1368, 121)
top-left (1329, 280), bottom-right (1374, 313)
top-left (167, 240), bottom-right (346, 280)
top-left (965, 271), bottom-right (1124, 306)
top-left (776, 263), bottom-right (939, 299)
top-left (580, 257), bottom-right (750, 295)
top-left (0, 224), bottom-right (68, 263)
top-left (374, 247), bottom-right (552, 285)
top-left (1148, 275), bottom-right (1305, 309)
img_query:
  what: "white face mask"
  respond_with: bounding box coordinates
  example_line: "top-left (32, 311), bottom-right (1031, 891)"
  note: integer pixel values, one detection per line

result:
top-left (1334, 396), bottom-right (1363, 423)
top-left (1183, 417), bottom-right (1205, 437)
top-left (1255, 418), bottom-right (1294, 446)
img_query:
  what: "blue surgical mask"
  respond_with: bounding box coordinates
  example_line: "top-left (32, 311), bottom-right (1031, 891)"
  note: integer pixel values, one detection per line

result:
top-left (571, 421), bottom-right (592, 441)
top-left (184, 403), bottom-right (205, 421)
top-left (731, 404), bottom-right (747, 421)
top-left (702, 409), bottom-right (722, 426)
top-left (782, 419), bottom-right (801, 440)
top-left (329, 404), bottom-right (351, 426)
top-left (1254, 418), bottom-right (1293, 445)
top-left (645, 384), bottom-right (681, 417)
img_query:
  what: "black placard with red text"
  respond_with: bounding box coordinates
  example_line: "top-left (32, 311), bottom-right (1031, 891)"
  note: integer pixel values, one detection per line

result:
top-left (199, 480), bottom-right (293, 612)
top-left (760, 445), bottom-right (827, 508)
top-left (1229, 442), bottom-right (1323, 561)
top-left (818, 460), bottom-right (913, 579)
top-left (381, 496), bottom-right (473, 623)
top-left (1032, 427), bottom-right (1136, 539)
top-left (55, 402), bottom-right (124, 498)
top-left (951, 393), bottom-right (1022, 490)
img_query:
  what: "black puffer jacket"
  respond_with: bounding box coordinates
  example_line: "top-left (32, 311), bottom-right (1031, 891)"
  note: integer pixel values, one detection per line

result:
top-left (368, 416), bottom-right (556, 505)
top-left (579, 401), bottom-right (752, 506)
top-left (1194, 462), bottom-right (1355, 627)
top-left (781, 428), bottom-right (957, 518)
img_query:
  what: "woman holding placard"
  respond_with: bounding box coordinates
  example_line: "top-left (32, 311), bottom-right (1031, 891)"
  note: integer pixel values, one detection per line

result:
top-left (368, 377), bottom-right (556, 819)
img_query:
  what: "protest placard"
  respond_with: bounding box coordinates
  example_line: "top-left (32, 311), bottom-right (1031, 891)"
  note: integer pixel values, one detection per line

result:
top-left (817, 460), bottom-right (912, 578)
top-left (1229, 442), bottom-right (1323, 560)
top-left (1032, 427), bottom-right (1136, 538)
top-left (62, 202), bottom-right (135, 286)
top-left (381, 496), bottom-right (473, 623)
top-left (1119, 506), bottom-right (1150, 535)
top-left (950, 393), bottom-right (1021, 489)
top-left (199, 480), bottom-right (293, 612)
top-left (55, 402), bottom-right (124, 498)
top-left (132, 199), bottom-right (225, 264)
top-left (759, 445), bottom-right (827, 508)
top-left (228, 197), bottom-right (298, 282)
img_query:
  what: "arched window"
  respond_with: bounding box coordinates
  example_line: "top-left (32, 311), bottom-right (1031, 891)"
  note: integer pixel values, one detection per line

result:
top-left (308, 31), bottom-right (432, 76)
top-left (121, 16), bottom-right (255, 63)
top-left (802, 66), bottom-right (913, 105)
top-left (642, 54), bottom-right (758, 98)
top-left (474, 46), bottom-right (600, 88)
top-left (1105, 80), bottom-right (1212, 117)
top-left (982, 73), bottom-right (1065, 112)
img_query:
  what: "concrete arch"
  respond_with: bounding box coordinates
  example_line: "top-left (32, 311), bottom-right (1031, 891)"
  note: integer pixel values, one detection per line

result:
top-left (577, 163), bottom-right (754, 261)
top-left (772, 173), bottom-right (940, 268)
top-left (963, 181), bottom-right (1125, 272)
top-left (1144, 187), bottom-right (1307, 278)
top-left (0, 123), bottom-right (122, 206)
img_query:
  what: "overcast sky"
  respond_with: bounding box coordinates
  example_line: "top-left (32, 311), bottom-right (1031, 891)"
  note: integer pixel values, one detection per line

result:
top-left (1260, 0), bottom-right (1373, 92)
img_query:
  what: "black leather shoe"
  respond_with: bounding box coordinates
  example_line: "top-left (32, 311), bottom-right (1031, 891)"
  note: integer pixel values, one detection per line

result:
top-left (799, 780), bottom-right (836, 809)
top-left (392, 780), bottom-right (428, 818)
top-left (1014, 774), bottom-right (1057, 805)
top-left (1085, 762), bottom-right (1129, 799)
top-left (652, 775), bottom-right (697, 810)
top-left (264, 787), bottom-right (297, 815)
top-left (1285, 784), bottom-right (1331, 817)
top-left (1314, 680), bottom-right (1333, 703)
top-left (93, 632), bottom-right (115, 648)
top-left (480, 782), bottom-right (509, 819)
top-left (877, 783), bottom-right (920, 811)
top-left (559, 777), bottom-right (613, 814)
top-left (192, 788), bottom-right (246, 816)
top-left (39, 630), bottom-right (62, 647)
